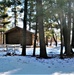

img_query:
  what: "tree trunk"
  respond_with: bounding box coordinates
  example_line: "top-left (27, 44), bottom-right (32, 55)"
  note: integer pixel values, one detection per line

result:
top-left (53, 34), bottom-right (57, 47)
top-left (63, 27), bottom-right (72, 55)
top-left (36, 0), bottom-right (47, 58)
top-left (50, 37), bottom-right (52, 46)
top-left (29, 10), bottom-right (31, 30)
top-left (46, 36), bottom-right (48, 46)
top-left (60, 28), bottom-right (63, 58)
top-left (14, 0), bottom-right (17, 27)
top-left (62, 0), bottom-right (72, 56)
top-left (33, 21), bottom-right (37, 56)
top-left (66, 0), bottom-right (72, 56)
top-left (22, 0), bottom-right (27, 56)
top-left (59, 13), bottom-right (64, 58)
top-left (71, 1), bottom-right (74, 49)
top-left (71, 25), bottom-right (74, 48)
top-left (33, 0), bottom-right (38, 56)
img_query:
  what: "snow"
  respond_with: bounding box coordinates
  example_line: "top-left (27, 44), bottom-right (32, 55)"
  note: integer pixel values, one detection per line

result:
top-left (0, 44), bottom-right (74, 75)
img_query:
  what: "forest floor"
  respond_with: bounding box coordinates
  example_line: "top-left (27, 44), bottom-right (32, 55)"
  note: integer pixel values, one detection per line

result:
top-left (0, 43), bottom-right (74, 75)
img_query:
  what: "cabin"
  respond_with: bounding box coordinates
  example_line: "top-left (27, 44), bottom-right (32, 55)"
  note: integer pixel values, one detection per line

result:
top-left (4, 26), bottom-right (34, 45)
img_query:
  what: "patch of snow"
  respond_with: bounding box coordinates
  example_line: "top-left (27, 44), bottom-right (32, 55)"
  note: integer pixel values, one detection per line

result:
top-left (0, 44), bottom-right (74, 75)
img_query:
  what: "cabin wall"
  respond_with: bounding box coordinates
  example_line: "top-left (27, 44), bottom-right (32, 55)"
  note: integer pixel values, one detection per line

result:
top-left (5, 28), bottom-right (33, 45)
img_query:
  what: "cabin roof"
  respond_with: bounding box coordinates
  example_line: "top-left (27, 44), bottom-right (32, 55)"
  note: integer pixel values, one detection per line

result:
top-left (5, 26), bottom-right (34, 34)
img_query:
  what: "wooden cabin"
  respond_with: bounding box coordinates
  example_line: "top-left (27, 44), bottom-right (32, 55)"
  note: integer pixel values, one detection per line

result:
top-left (4, 26), bottom-right (34, 45)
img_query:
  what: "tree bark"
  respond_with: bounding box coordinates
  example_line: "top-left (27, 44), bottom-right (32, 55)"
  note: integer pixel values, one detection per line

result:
top-left (53, 34), bottom-right (57, 47)
top-left (14, 0), bottom-right (17, 27)
top-left (62, 0), bottom-right (72, 56)
top-left (71, 1), bottom-right (74, 49)
top-left (36, 0), bottom-right (47, 58)
top-left (33, 21), bottom-right (37, 56)
top-left (46, 36), bottom-right (48, 46)
top-left (22, 0), bottom-right (27, 56)
top-left (60, 28), bottom-right (63, 58)
top-left (71, 25), bottom-right (74, 48)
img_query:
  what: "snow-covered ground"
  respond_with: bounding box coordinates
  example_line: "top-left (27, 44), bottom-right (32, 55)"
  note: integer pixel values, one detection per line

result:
top-left (0, 44), bottom-right (74, 75)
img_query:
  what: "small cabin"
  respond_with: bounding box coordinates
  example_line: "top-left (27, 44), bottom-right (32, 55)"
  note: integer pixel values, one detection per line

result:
top-left (4, 26), bottom-right (34, 45)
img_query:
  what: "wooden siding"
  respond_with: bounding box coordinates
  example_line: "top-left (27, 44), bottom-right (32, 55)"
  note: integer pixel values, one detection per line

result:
top-left (0, 32), bottom-right (3, 44)
top-left (5, 26), bottom-right (34, 45)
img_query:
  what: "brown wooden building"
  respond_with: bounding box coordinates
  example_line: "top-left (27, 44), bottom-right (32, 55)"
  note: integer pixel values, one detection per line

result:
top-left (4, 26), bottom-right (34, 45)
